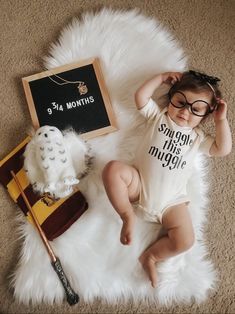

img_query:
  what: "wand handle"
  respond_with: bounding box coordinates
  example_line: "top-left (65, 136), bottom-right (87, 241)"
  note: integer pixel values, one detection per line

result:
top-left (10, 171), bottom-right (79, 305)
top-left (52, 258), bottom-right (79, 305)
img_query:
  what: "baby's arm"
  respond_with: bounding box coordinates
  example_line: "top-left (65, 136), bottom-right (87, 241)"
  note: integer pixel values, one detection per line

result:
top-left (209, 99), bottom-right (232, 157)
top-left (135, 72), bottom-right (182, 109)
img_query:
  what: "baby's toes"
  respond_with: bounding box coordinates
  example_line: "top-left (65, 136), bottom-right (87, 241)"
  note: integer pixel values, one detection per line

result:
top-left (120, 229), bottom-right (131, 245)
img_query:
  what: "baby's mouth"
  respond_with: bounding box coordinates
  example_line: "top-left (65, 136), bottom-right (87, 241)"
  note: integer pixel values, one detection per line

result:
top-left (177, 115), bottom-right (188, 121)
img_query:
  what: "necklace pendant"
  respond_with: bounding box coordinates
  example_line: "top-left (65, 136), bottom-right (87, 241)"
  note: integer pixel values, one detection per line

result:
top-left (78, 83), bottom-right (88, 95)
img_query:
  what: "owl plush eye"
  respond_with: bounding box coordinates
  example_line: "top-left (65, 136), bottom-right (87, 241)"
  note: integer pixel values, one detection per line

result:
top-left (50, 129), bottom-right (55, 131)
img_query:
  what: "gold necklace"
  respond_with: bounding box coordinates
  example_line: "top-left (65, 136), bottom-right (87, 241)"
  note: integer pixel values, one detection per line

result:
top-left (47, 71), bottom-right (88, 95)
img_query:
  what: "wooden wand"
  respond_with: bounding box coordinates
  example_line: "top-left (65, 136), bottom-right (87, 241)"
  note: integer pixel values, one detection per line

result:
top-left (10, 171), bottom-right (79, 306)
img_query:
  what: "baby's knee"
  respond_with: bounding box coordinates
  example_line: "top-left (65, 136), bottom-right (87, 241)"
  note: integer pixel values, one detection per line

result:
top-left (173, 230), bottom-right (195, 253)
top-left (182, 233), bottom-right (195, 251)
top-left (102, 160), bottom-right (121, 181)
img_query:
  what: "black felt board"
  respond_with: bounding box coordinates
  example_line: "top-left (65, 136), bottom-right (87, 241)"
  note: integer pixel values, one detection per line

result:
top-left (22, 58), bottom-right (117, 139)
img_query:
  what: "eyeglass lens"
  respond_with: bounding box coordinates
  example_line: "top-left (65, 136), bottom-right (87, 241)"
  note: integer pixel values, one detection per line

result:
top-left (170, 91), bottom-right (210, 117)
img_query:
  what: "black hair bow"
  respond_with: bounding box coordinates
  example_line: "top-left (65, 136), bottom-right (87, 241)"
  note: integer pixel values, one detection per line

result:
top-left (189, 70), bottom-right (220, 85)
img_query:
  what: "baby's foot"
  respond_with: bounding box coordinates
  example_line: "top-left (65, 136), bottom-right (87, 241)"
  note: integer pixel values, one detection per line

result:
top-left (120, 212), bottom-right (135, 245)
top-left (139, 252), bottom-right (157, 288)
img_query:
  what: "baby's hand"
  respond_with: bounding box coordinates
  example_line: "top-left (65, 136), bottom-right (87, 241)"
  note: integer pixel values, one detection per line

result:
top-left (213, 98), bottom-right (228, 122)
top-left (162, 72), bottom-right (182, 85)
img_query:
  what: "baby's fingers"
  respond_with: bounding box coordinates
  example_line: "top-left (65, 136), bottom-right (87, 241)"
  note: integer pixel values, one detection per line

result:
top-left (213, 98), bottom-right (228, 120)
top-left (170, 73), bottom-right (182, 84)
top-left (216, 98), bottom-right (227, 111)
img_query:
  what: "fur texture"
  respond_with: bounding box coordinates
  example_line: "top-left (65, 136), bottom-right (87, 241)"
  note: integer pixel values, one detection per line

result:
top-left (11, 8), bottom-right (216, 305)
top-left (24, 126), bottom-right (89, 198)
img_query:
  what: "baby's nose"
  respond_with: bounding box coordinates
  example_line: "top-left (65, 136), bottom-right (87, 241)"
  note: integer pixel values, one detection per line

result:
top-left (180, 106), bottom-right (190, 114)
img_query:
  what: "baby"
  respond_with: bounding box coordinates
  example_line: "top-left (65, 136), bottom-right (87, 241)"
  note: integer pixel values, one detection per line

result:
top-left (102, 71), bottom-right (232, 288)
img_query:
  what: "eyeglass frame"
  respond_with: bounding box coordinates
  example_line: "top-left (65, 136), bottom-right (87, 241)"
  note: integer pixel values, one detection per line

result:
top-left (168, 90), bottom-right (216, 117)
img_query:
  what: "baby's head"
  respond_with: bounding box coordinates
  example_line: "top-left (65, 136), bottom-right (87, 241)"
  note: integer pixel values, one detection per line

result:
top-left (167, 70), bottom-right (221, 128)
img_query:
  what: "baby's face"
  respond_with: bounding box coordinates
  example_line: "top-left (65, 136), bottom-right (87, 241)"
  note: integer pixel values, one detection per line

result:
top-left (34, 125), bottom-right (63, 143)
top-left (167, 90), bottom-right (212, 128)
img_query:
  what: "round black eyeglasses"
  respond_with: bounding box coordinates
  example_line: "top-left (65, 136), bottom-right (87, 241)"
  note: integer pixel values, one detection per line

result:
top-left (169, 91), bottom-right (214, 117)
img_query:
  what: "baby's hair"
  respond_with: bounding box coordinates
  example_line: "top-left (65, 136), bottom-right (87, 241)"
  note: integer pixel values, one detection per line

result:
top-left (168, 70), bottom-right (222, 110)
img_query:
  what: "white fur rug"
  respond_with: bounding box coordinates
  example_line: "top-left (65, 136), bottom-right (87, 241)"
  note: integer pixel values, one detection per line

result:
top-left (11, 8), bottom-right (216, 305)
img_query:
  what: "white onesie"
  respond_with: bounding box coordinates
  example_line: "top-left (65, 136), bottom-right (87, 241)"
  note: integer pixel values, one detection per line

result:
top-left (134, 98), bottom-right (214, 223)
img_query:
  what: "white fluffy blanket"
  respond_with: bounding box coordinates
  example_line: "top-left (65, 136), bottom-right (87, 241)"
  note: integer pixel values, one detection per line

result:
top-left (11, 8), bottom-right (216, 305)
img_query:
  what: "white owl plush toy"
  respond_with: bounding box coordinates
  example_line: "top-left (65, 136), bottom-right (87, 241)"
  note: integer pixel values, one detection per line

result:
top-left (24, 125), bottom-right (90, 198)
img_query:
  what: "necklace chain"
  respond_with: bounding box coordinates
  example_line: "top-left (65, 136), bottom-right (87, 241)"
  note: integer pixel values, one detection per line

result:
top-left (47, 71), bottom-right (84, 86)
top-left (46, 69), bottom-right (88, 95)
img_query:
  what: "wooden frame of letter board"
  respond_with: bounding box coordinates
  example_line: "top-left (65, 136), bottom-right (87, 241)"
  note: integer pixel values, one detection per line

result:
top-left (22, 58), bottom-right (117, 140)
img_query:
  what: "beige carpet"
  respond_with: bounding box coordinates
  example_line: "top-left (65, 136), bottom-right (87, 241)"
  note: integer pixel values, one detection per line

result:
top-left (0, 0), bottom-right (234, 313)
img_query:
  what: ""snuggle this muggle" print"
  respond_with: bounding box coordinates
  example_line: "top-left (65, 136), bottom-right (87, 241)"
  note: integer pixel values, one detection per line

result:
top-left (148, 123), bottom-right (193, 170)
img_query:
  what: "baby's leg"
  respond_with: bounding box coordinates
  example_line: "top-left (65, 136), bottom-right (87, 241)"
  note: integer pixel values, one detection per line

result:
top-left (102, 161), bottom-right (140, 245)
top-left (139, 203), bottom-right (195, 287)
